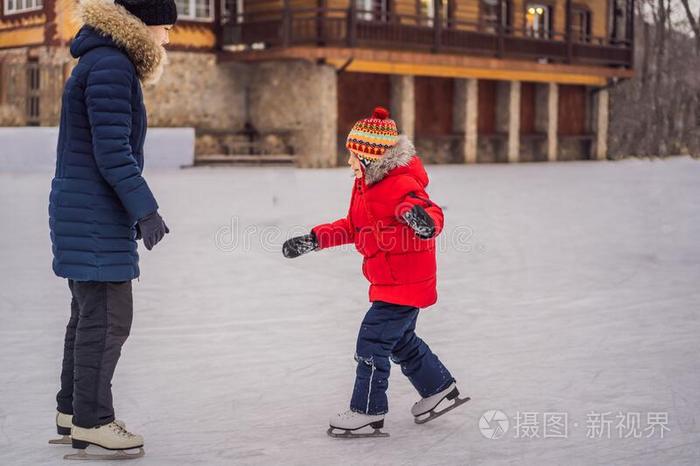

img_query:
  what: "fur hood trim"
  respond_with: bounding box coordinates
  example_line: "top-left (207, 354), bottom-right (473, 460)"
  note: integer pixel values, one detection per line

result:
top-left (77, 0), bottom-right (166, 84)
top-left (364, 136), bottom-right (417, 185)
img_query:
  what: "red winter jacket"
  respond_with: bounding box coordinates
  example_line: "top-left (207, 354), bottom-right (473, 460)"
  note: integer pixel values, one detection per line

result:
top-left (312, 136), bottom-right (444, 308)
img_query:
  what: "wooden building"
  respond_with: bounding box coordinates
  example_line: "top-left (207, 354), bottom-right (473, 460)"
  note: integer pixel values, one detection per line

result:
top-left (0, 0), bottom-right (634, 166)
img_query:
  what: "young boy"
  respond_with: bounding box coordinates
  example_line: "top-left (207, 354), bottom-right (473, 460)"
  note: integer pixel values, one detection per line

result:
top-left (283, 107), bottom-right (468, 438)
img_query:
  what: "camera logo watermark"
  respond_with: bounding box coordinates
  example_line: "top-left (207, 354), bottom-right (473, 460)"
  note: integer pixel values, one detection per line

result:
top-left (479, 410), bottom-right (510, 439)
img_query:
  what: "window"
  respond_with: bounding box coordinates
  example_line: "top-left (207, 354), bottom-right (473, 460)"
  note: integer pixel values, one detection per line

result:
top-left (417, 0), bottom-right (450, 27)
top-left (26, 58), bottom-right (40, 126)
top-left (356, 0), bottom-right (389, 22)
top-left (525, 3), bottom-right (552, 38)
top-left (4, 0), bottom-right (43, 15)
top-left (609, 0), bottom-right (627, 43)
top-left (418, 0), bottom-right (434, 25)
top-left (481, 0), bottom-right (511, 33)
top-left (571, 7), bottom-right (591, 42)
top-left (221, 0), bottom-right (243, 24)
top-left (175, 0), bottom-right (213, 21)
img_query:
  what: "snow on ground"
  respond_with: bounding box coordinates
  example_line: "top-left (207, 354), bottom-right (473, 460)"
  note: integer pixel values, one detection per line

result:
top-left (1, 158), bottom-right (699, 466)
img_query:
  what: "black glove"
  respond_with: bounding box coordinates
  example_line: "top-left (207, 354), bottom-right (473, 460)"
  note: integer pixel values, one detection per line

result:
top-left (402, 205), bottom-right (435, 239)
top-left (137, 211), bottom-right (170, 251)
top-left (283, 232), bottom-right (318, 258)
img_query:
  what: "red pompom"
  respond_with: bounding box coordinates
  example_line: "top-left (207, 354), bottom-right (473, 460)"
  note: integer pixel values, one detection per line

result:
top-left (372, 106), bottom-right (390, 120)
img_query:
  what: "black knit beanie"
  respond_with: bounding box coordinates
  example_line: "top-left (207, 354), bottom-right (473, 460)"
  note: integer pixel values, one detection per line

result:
top-left (115, 0), bottom-right (178, 26)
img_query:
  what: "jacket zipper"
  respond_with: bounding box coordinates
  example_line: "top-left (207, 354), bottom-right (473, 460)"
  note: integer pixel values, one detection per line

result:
top-left (357, 181), bottom-right (398, 283)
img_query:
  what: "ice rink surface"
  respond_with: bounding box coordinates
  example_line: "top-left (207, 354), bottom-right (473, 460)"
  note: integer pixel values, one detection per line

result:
top-left (1, 158), bottom-right (699, 465)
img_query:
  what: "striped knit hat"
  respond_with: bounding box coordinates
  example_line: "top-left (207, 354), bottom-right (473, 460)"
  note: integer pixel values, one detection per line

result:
top-left (346, 106), bottom-right (399, 165)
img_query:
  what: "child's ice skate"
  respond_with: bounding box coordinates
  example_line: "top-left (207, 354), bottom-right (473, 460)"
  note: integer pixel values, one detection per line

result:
top-left (412, 382), bottom-right (470, 424)
top-left (64, 421), bottom-right (144, 460)
top-left (327, 410), bottom-right (389, 439)
top-left (48, 411), bottom-right (73, 445)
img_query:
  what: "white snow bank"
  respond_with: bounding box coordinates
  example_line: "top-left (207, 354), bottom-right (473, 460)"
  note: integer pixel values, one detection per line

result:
top-left (0, 127), bottom-right (194, 172)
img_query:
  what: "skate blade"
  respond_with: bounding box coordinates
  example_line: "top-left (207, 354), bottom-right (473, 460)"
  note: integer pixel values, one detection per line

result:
top-left (64, 447), bottom-right (145, 460)
top-left (49, 435), bottom-right (72, 445)
top-left (327, 427), bottom-right (390, 439)
top-left (414, 396), bottom-right (471, 425)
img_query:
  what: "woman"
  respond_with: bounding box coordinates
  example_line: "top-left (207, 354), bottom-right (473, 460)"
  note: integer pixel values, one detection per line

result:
top-left (48, 0), bottom-right (176, 459)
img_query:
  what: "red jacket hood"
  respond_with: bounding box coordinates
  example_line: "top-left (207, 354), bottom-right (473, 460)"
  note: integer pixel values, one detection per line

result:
top-left (386, 155), bottom-right (430, 189)
top-left (363, 136), bottom-right (429, 188)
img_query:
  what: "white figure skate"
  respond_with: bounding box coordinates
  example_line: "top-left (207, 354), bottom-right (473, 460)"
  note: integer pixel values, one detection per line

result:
top-left (327, 410), bottom-right (389, 438)
top-left (49, 412), bottom-right (127, 446)
top-left (412, 382), bottom-right (470, 424)
top-left (64, 421), bottom-right (144, 460)
top-left (48, 411), bottom-right (73, 445)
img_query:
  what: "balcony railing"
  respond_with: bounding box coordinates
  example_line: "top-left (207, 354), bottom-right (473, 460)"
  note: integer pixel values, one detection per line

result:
top-left (221, 6), bottom-right (634, 68)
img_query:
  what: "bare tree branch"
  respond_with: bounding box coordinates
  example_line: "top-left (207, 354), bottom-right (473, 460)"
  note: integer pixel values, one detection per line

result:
top-left (678, 0), bottom-right (700, 53)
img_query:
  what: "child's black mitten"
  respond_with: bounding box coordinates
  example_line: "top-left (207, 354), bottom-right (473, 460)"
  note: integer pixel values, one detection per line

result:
top-left (402, 205), bottom-right (436, 239)
top-left (282, 232), bottom-right (319, 258)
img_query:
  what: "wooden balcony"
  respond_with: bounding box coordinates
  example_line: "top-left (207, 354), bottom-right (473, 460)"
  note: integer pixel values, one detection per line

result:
top-left (221, 5), bottom-right (634, 69)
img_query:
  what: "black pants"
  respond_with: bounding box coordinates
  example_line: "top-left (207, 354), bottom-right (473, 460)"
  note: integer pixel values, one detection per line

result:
top-left (56, 280), bottom-right (133, 428)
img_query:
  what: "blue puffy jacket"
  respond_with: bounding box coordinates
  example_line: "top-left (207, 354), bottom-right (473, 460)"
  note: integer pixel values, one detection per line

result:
top-left (49, 1), bottom-right (165, 282)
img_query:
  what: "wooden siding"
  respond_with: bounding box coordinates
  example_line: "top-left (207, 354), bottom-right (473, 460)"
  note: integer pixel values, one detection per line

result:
top-left (557, 83), bottom-right (587, 134)
top-left (0, 7), bottom-right (46, 48)
top-left (478, 79), bottom-right (497, 134)
top-left (414, 75), bottom-right (453, 136)
top-left (337, 71), bottom-right (391, 134)
top-left (520, 80), bottom-right (536, 134)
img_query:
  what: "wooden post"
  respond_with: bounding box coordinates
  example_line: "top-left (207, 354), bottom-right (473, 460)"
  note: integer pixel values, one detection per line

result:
top-left (610, 0), bottom-right (618, 44)
top-left (465, 79), bottom-right (478, 164)
top-left (546, 83), bottom-right (558, 161)
top-left (213, 0), bottom-right (223, 50)
top-left (565, 0), bottom-right (573, 63)
top-left (628, 0), bottom-right (635, 68)
top-left (433, 0), bottom-right (442, 53)
top-left (390, 75), bottom-right (415, 141)
top-left (496, 0), bottom-right (504, 57)
top-left (594, 88), bottom-right (609, 160)
top-left (317, 0), bottom-right (327, 46)
top-left (347, 3), bottom-right (357, 47)
top-left (507, 81), bottom-right (521, 163)
top-left (282, 0), bottom-right (291, 47)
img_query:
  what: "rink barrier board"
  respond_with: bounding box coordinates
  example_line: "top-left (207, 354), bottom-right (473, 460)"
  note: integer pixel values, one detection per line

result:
top-left (0, 127), bottom-right (195, 172)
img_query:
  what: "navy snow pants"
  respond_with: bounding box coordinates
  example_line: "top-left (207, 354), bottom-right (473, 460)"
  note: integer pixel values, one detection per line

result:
top-left (350, 301), bottom-right (454, 415)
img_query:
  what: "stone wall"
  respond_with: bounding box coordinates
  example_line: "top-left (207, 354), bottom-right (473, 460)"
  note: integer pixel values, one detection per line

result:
top-left (0, 49), bottom-right (340, 167)
top-left (0, 46), bottom-right (70, 126)
top-left (143, 51), bottom-right (248, 131)
top-left (558, 138), bottom-right (593, 161)
top-left (247, 60), bottom-right (337, 168)
top-left (0, 49), bottom-right (27, 126)
top-left (519, 137), bottom-right (548, 162)
top-left (0, 47), bottom-right (249, 132)
top-left (477, 136), bottom-right (508, 163)
top-left (31, 46), bottom-right (70, 126)
top-left (414, 137), bottom-right (461, 164)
